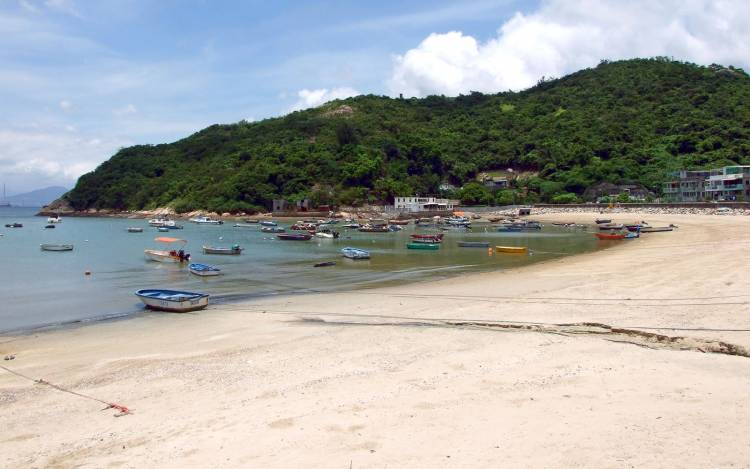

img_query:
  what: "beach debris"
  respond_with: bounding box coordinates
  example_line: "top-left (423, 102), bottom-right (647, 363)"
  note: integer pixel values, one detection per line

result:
top-left (4, 354), bottom-right (15, 361)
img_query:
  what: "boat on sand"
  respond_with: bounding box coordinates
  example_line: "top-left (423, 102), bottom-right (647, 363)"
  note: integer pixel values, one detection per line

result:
top-left (135, 289), bottom-right (209, 312)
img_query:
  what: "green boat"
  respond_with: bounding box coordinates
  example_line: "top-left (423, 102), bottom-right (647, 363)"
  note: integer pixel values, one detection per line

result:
top-left (406, 242), bottom-right (440, 250)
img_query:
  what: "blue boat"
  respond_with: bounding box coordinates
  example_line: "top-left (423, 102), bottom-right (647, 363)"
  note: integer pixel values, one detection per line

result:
top-left (341, 247), bottom-right (370, 259)
top-left (135, 289), bottom-right (210, 312)
top-left (188, 263), bottom-right (222, 276)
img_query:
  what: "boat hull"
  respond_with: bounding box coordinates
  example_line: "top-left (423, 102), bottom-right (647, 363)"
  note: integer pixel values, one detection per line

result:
top-left (458, 241), bottom-right (490, 248)
top-left (594, 233), bottom-right (625, 240)
top-left (202, 246), bottom-right (242, 255)
top-left (407, 242), bottom-right (440, 250)
top-left (40, 244), bottom-right (73, 251)
top-left (135, 289), bottom-right (209, 312)
top-left (495, 246), bottom-right (528, 253)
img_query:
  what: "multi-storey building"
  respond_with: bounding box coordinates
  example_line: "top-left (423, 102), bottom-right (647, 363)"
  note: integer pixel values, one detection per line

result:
top-left (394, 196), bottom-right (459, 212)
top-left (663, 166), bottom-right (750, 202)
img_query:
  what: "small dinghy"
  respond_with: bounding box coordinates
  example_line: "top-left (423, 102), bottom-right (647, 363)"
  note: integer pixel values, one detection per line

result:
top-left (40, 244), bottom-right (74, 251)
top-left (135, 289), bottom-right (209, 312)
top-left (595, 232), bottom-right (625, 240)
top-left (261, 226), bottom-right (285, 233)
top-left (314, 261), bottom-right (336, 267)
top-left (458, 241), bottom-right (490, 248)
top-left (407, 242), bottom-right (440, 250)
top-left (640, 226), bottom-right (674, 233)
top-left (260, 220), bottom-right (278, 227)
top-left (4, 223), bottom-right (22, 228)
top-left (233, 223), bottom-right (258, 228)
top-left (202, 244), bottom-right (243, 255)
top-left (341, 247), bottom-right (370, 259)
top-left (188, 263), bottom-right (222, 277)
top-left (495, 246), bottom-right (528, 254)
top-left (127, 227), bottom-right (144, 233)
top-left (595, 218), bottom-right (612, 224)
top-left (277, 233), bottom-right (312, 241)
top-left (44, 224), bottom-right (55, 229)
top-left (157, 226), bottom-right (169, 232)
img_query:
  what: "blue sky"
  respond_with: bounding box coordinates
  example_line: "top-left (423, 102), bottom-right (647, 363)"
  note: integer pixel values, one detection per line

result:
top-left (1, 0), bottom-right (749, 193)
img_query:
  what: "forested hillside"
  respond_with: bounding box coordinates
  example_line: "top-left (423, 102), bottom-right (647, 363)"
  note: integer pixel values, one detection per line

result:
top-left (65, 58), bottom-right (750, 212)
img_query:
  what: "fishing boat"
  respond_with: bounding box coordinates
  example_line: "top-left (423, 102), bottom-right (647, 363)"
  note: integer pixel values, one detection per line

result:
top-left (46, 214), bottom-right (62, 223)
top-left (127, 227), bottom-right (144, 233)
top-left (148, 218), bottom-right (170, 226)
top-left (277, 233), bottom-right (312, 241)
top-left (189, 216), bottom-right (223, 225)
top-left (595, 218), bottom-right (612, 224)
top-left (595, 232), bottom-right (625, 240)
top-left (291, 222), bottom-right (316, 231)
top-left (407, 242), bottom-right (440, 250)
top-left (598, 223), bottom-right (625, 231)
top-left (640, 226), bottom-right (674, 233)
top-left (144, 237), bottom-right (190, 262)
top-left (233, 223), bottom-right (258, 228)
top-left (261, 226), bottom-right (285, 233)
top-left (458, 241), bottom-right (490, 248)
top-left (44, 224), bottom-right (55, 229)
top-left (135, 289), bottom-right (209, 312)
top-left (40, 243), bottom-right (73, 251)
top-left (188, 263), bottom-right (222, 277)
top-left (313, 261), bottom-right (336, 267)
top-left (202, 244), bottom-right (243, 255)
top-left (4, 222), bottom-right (22, 228)
top-left (388, 219), bottom-right (410, 225)
top-left (495, 246), bottom-right (528, 253)
top-left (410, 233), bottom-right (444, 243)
top-left (341, 247), bottom-right (370, 259)
top-left (260, 220), bottom-right (278, 227)
top-left (358, 224), bottom-right (390, 233)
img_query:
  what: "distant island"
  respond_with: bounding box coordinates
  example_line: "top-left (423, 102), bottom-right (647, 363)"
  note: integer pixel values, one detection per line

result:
top-left (59, 58), bottom-right (750, 214)
top-left (3, 186), bottom-right (68, 207)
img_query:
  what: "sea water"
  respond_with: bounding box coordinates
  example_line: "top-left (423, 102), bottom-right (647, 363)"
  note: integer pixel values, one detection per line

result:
top-left (0, 207), bottom-right (601, 333)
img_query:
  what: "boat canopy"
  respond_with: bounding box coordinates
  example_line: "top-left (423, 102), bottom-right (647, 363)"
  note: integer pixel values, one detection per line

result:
top-left (154, 237), bottom-right (186, 243)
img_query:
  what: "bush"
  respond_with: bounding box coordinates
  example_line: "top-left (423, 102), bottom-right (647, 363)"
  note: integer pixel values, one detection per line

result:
top-left (551, 193), bottom-right (579, 204)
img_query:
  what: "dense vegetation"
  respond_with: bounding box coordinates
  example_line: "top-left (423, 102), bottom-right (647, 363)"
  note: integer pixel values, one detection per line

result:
top-left (66, 58), bottom-right (750, 212)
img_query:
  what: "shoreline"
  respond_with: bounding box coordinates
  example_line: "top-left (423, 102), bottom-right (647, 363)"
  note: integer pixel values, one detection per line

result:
top-left (3, 211), bottom-right (750, 467)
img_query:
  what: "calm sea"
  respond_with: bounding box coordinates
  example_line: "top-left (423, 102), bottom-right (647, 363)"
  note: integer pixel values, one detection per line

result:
top-left (0, 207), bottom-right (601, 333)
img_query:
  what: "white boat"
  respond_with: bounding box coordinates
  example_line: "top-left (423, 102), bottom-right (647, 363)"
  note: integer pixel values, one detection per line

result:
top-left (40, 244), bottom-right (73, 251)
top-left (188, 263), bottom-right (222, 277)
top-left (315, 232), bottom-right (334, 239)
top-left (144, 237), bottom-right (190, 263)
top-left (341, 247), bottom-right (370, 259)
top-left (135, 289), bottom-right (209, 312)
top-left (46, 215), bottom-right (62, 223)
top-left (260, 220), bottom-right (278, 227)
top-left (189, 216), bottom-right (223, 225)
top-left (202, 244), bottom-right (243, 255)
top-left (233, 223), bottom-right (258, 228)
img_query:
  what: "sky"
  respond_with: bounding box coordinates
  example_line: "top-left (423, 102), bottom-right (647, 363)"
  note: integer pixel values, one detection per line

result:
top-left (1, 0), bottom-right (750, 194)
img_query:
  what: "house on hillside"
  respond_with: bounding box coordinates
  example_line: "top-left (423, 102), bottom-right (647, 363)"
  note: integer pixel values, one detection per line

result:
top-left (583, 182), bottom-right (653, 202)
top-left (394, 196), bottom-right (459, 212)
top-left (272, 199), bottom-right (311, 212)
top-left (482, 176), bottom-right (509, 190)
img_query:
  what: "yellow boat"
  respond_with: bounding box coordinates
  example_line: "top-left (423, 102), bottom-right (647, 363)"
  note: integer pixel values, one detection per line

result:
top-left (495, 246), bottom-right (528, 254)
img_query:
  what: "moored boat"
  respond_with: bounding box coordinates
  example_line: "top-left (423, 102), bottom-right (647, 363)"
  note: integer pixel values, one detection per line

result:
top-left (46, 215), bottom-right (62, 223)
top-left (277, 233), bottom-right (312, 241)
top-left (135, 289), bottom-right (209, 312)
top-left (44, 224), bottom-right (55, 229)
top-left (261, 226), bottom-right (285, 233)
top-left (145, 237), bottom-right (190, 262)
top-left (495, 246), bottom-right (528, 253)
top-left (595, 218), bottom-right (612, 224)
top-left (407, 242), bottom-right (440, 250)
top-left (4, 222), bottom-right (22, 228)
top-left (127, 227), bottom-right (144, 233)
top-left (188, 263), bottom-right (222, 276)
top-left (640, 226), bottom-right (674, 233)
top-left (40, 243), bottom-right (74, 251)
top-left (233, 223), bottom-right (258, 228)
top-left (342, 222), bottom-right (361, 229)
top-left (243, 219), bottom-right (259, 224)
top-left (189, 216), bottom-right (223, 225)
top-left (202, 244), bottom-right (243, 255)
top-left (157, 226), bottom-right (170, 232)
top-left (598, 223), bottom-right (625, 231)
top-left (595, 232), bottom-right (625, 240)
top-left (388, 219), bottom-right (410, 225)
top-left (313, 261), bottom-right (336, 267)
top-left (341, 247), bottom-right (370, 259)
top-left (358, 224), bottom-right (390, 233)
top-left (457, 241), bottom-right (490, 248)
top-left (260, 220), bottom-right (278, 227)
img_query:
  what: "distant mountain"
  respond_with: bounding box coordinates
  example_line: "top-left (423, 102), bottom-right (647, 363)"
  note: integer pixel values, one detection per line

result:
top-left (4, 186), bottom-right (68, 207)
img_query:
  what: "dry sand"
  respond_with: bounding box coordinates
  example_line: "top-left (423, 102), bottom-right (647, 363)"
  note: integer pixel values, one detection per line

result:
top-left (2, 212), bottom-right (750, 468)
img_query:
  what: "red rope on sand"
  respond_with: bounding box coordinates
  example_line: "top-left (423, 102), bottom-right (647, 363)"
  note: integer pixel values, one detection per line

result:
top-left (1, 365), bottom-right (133, 417)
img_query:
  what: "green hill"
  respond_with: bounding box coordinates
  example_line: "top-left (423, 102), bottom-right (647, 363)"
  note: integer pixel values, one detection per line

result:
top-left (65, 58), bottom-right (750, 212)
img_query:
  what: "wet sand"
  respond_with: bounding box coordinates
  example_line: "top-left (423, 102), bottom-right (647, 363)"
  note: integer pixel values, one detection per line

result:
top-left (2, 212), bottom-right (750, 468)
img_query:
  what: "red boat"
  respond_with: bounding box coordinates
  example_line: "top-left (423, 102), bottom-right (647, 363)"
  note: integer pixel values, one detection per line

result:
top-left (410, 233), bottom-right (444, 243)
top-left (595, 232), bottom-right (625, 240)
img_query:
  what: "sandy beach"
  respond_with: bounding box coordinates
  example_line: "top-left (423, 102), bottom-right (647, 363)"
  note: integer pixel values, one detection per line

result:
top-left (2, 211), bottom-right (750, 468)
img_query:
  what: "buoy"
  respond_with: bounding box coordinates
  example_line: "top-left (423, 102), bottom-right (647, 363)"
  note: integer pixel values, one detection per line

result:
top-left (84, 270), bottom-right (91, 276)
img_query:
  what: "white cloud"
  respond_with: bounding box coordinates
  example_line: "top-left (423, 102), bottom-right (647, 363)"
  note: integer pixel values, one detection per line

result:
top-left (289, 86), bottom-right (359, 111)
top-left (113, 103), bottom-right (137, 116)
top-left (44, 0), bottom-right (83, 19)
top-left (389, 0), bottom-right (750, 97)
top-left (58, 99), bottom-right (71, 110)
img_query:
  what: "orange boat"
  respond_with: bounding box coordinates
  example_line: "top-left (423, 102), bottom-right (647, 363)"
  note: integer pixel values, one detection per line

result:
top-left (595, 232), bottom-right (625, 240)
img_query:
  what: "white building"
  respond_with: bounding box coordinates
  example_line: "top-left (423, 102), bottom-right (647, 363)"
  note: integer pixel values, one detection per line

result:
top-left (394, 196), bottom-right (459, 212)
